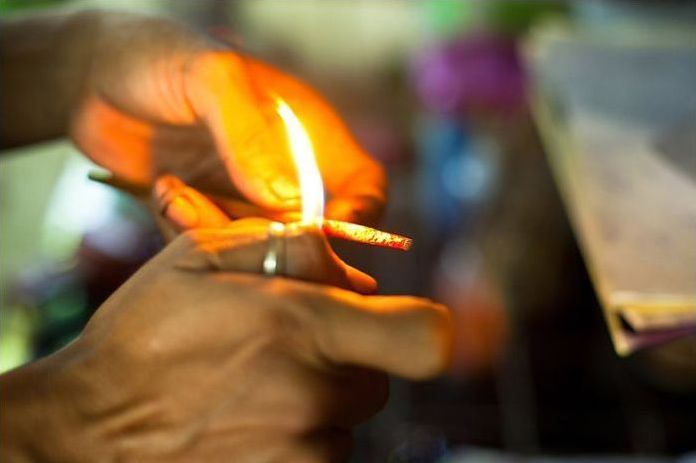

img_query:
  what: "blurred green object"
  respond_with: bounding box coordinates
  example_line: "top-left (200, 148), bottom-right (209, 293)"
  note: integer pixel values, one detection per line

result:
top-left (0, 0), bottom-right (68, 13)
top-left (422, 0), bottom-right (568, 38)
top-left (487, 1), bottom-right (568, 34)
top-left (0, 307), bottom-right (35, 373)
top-left (422, 0), bottom-right (475, 38)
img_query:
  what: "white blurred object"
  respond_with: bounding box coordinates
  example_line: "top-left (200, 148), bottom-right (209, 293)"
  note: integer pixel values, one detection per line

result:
top-left (41, 154), bottom-right (120, 261)
top-left (235, 0), bottom-right (423, 76)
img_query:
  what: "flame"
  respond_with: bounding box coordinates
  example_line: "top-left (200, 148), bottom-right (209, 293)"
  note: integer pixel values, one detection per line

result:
top-left (275, 98), bottom-right (325, 225)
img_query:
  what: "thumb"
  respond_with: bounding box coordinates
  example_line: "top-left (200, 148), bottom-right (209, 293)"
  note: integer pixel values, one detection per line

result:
top-left (154, 174), bottom-right (230, 231)
top-left (301, 288), bottom-right (454, 380)
top-left (185, 52), bottom-right (300, 211)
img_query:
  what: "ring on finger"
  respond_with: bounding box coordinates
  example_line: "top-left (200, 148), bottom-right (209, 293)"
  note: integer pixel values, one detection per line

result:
top-left (262, 221), bottom-right (286, 276)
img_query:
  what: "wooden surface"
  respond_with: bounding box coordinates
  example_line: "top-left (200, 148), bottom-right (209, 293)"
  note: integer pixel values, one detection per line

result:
top-left (526, 25), bottom-right (696, 355)
top-left (534, 99), bottom-right (696, 354)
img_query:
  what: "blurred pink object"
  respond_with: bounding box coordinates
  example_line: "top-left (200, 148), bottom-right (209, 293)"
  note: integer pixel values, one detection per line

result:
top-left (413, 34), bottom-right (526, 115)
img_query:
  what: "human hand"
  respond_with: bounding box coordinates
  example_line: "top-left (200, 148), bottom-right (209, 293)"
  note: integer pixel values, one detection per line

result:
top-left (71, 11), bottom-right (386, 225)
top-left (1, 226), bottom-right (450, 462)
top-left (150, 173), bottom-right (308, 242)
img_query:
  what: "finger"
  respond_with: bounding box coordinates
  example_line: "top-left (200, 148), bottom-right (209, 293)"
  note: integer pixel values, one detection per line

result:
top-left (185, 52), bottom-right (301, 211)
top-left (284, 225), bottom-right (376, 294)
top-left (87, 170), bottom-right (187, 241)
top-left (325, 194), bottom-right (385, 227)
top-left (300, 287), bottom-right (453, 380)
top-left (154, 175), bottom-right (230, 231)
top-left (320, 151), bottom-right (386, 226)
top-left (175, 225), bottom-right (377, 294)
top-left (155, 178), bottom-right (377, 293)
top-left (208, 194), bottom-right (301, 223)
top-left (244, 58), bottom-right (388, 225)
top-left (152, 177), bottom-right (297, 231)
top-left (316, 141), bottom-right (386, 226)
top-left (72, 96), bottom-right (153, 185)
top-left (342, 265), bottom-right (377, 295)
top-left (317, 138), bottom-right (387, 226)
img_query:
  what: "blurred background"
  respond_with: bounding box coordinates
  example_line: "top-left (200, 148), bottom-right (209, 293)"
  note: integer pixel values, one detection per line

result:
top-left (1, 1), bottom-right (695, 461)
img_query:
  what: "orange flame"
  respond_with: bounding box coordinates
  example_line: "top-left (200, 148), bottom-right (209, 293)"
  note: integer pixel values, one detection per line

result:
top-left (274, 96), bottom-right (413, 251)
top-left (275, 98), bottom-right (324, 225)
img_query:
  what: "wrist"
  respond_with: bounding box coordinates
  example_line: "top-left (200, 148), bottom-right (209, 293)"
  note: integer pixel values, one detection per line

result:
top-left (0, 341), bottom-right (105, 462)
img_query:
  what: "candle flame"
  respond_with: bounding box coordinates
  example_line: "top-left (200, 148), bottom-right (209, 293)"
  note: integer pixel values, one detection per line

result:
top-left (275, 98), bottom-right (324, 225)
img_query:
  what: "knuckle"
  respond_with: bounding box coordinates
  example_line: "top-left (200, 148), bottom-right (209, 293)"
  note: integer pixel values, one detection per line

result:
top-left (168, 229), bottom-right (219, 270)
top-left (287, 231), bottom-right (328, 277)
top-left (174, 229), bottom-right (239, 266)
top-left (105, 323), bottom-right (162, 367)
top-left (263, 277), bottom-right (299, 302)
top-left (260, 281), bottom-right (311, 341)
top-left (173, 228), bottom-right (205, 250)
top-left (261, 281), bottom-right (328, 357)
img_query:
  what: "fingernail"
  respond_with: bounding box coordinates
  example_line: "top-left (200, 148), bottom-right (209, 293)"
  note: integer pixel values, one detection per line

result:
top-left (166, 195), bottom-right (200, 229)
top-left (155, 175), bottom-right (184, 201)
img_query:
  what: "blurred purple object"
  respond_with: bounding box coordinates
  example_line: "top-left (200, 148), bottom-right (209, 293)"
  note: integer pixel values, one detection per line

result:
top-left (413, 35), bottom-right (526, 115)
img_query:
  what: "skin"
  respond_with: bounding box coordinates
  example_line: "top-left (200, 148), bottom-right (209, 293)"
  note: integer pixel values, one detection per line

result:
top-left (1, 225), bottom-right (451, 462)
top-left (0, 10), bottom-right (386, 225)
top-left (0, 10), bottom-right (452, 462)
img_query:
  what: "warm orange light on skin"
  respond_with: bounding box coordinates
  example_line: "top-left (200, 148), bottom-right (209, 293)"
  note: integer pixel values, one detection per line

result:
top-left (88, 90), bottom-right (411, 250)
top-left (75, 96), bottom-right (154, 185)
top-left (275, 97), bottom-right (324, 225)
top-left (274, 97), bottom-right (412, 251)
top-left (91, 167), bottom-right (414, 250)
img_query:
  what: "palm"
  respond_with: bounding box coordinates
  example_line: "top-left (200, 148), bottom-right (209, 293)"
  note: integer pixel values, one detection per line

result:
top-left (71, 48), bottom-right (385, 223)
top-left (72, 95), bottom-right (240, 196)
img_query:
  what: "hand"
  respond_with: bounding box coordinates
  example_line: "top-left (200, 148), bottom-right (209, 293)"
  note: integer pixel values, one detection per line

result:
top-left (1, 224), bottom-right (451, 462)
top-left (71, 11), bottom-right (386, 225)
top-left (150, 174), bottom-right (306, 241)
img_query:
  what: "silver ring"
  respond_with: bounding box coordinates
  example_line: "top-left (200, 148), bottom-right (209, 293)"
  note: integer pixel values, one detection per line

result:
top-left (263, 222), bottom-right (286, 276)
